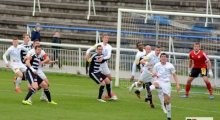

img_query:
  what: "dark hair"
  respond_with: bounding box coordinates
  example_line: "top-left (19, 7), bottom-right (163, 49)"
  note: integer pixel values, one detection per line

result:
top-left (160, 53), bottom-right (167, 58)
top-left (13, 38), bottom-right (18, 40)
top-left (35, 45), bottom-right (41, 50)
top-left (96, 45), bottom-right (102, 49)
top-left (136, 42), bottom-right (142, 47)
top-left (155, 45), bottom-right (161, 48)
top-left (33, 39), bottom-right (39, 43)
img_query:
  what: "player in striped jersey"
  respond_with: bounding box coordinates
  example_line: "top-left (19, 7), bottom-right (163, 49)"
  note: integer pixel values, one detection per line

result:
top-left (85, 33), bottom-right (117, 99)
top-left (3, 38), bottom-right (29, 92)
top-left (22, 45), bottom-right (57, 105)
top-left (13, 34), bottom-right (33, 91)
top-left (88, 45), bottom-right (116, 102)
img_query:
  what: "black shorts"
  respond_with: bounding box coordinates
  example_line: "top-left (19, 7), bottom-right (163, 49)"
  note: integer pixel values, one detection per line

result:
top-left (189, 68), bottom-right (208, 77)
top-left (89, 72), bottom-right (107, 84)
top-left (26, 69), bottom-right (43, 85)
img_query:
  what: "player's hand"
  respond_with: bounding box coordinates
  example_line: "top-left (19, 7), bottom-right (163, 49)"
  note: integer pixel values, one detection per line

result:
top-left (140, 69), bottom-right (143, 73)
top-left (6, 63), bottom-right (10, 67)
top-left (209, 69), bottom-right (213, 78)
top-left (54, 60), bottom-right (58, 63)
top-left (33, 71), bottom-right (37, 74)
top-left (130, 76), bottom-right (134, 82)
top-left (152, 73), bottom-right (157, 77)
top-left (85, 54), bottom-right (89, 59)
top-left (98, 57), bottom-right (104, 62)
top-left (176, 84), bottom-right (180, 92)
top-left (39, 61), bottom-right (43, 65)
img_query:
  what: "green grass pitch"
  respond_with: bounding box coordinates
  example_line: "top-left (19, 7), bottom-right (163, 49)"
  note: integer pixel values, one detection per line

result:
top-left (0, 69), bottom-right (219, 120)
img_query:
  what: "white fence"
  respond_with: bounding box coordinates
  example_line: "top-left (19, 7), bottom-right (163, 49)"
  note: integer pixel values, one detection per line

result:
top-left (1, 39), bottom-right (220, 94)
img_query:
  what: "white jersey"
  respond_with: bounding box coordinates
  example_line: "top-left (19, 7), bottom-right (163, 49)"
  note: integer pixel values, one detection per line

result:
top-left (26, 48), bottom-right (47, 59)
top-left (86, 42), bottom-right (112, 60)
top-left (142, 51), bottom-right (160, 73)
top-left (3, 45), bottom-right (28, 64)
top-left (134, 49), bottom-right (146, 65)
top-left (153, 62), bottom-right (176, 82)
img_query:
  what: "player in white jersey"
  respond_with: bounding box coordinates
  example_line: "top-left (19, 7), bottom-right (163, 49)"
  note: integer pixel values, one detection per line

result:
top-left (85, 33), bottom-right (117, 99)
top-left (150, 53), bottom-right (180, 120)
top-left (13, 34), bottom-right (33, 91)
top-left (26, 39), bottom-right (50, 102)
top-left (3, 38), bottom-right (29, 92)
top-left (130, 42), bottom-right (146, 81)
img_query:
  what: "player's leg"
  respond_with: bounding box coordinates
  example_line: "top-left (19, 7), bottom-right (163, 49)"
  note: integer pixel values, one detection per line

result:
top-left (201, 68), bottom-right (214, 99)
top-left (160, 82), bottom-right (171, 120)
top-left (181, 68), bottom-right (198, 98)
top-left (22, 70), bottom-right (38, 105)
top-left (12, 64), bottom-right (25, 92)
top-left (157, 89), bottom-right (167, 113)
top-left (132, 72), bottom-right (145, 96)
top-left (164, 94), bottom-right (171, 120)
top-left (39, 77), bottom-right (57, 104)
top-left (37, 69), bottom-right (48, 101)
top-left (145, 82), bottom-right (154, 108)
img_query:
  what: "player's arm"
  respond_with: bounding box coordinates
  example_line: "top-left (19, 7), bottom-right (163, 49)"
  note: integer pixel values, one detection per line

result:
top-left (103, 47), bottom-right (112, 60)
top-left (140, 55), bottom-right (152, 66)
top-left (188, 54), bottom-right (193, 74)
top-left (26, 56), bottom-right (37, 74)
top-left (171, 65), bottom-right (180, 91)
top-left (40, 50), bottom-right (50, 64)
top-left (45, 60), bottom-right (58, 64)
top-left (85, 44), bottom-right (97, 58)
top-left (21, 45), bottom-right (29, 52)
top-left (203, 52), bottom-right (213, 78)
top-left (3, 48), bottom-right (10, 65)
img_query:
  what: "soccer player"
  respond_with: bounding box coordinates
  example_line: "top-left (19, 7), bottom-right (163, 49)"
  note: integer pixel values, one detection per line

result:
top-left (88, 45), bottom-right (116, 102)
top-left (85, 33), bottom-right (117, 99)
top-left (13, 34), bottom-right (33, 90)
top-left (134, 45), bottom-right (161, 108)
top-left (181, 42), bottom-right (214, 99)
top-left (26, 39), bottom-right (50, 101)
top-left (22, 45), bottom-right (57, 105)
top-left (150, 53), bottom-right (180, 120)
top-left (3, 38), bottom-right (29, 92)
top-left (129, 45), bottom-right (151, 93)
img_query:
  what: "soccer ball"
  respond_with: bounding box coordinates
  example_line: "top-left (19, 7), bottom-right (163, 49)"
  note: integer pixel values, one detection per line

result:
top-left (103, 92), bottom-right (117, 99)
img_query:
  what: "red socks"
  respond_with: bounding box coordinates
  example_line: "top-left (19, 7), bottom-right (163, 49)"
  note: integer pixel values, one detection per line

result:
top-left (206, 82), bottom-right (213, 95)
top-left (185, 84), bottom-right (191, 95)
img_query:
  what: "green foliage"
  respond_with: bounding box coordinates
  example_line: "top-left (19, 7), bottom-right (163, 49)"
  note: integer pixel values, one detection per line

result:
top-left (0, 70), bottom-right (219, 120)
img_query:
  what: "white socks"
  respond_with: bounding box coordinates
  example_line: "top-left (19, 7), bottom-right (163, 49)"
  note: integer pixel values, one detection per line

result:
top-left (150, 85), bottom-right (155, 91)
top-left (41, 89), bottom-right (45, 97)
top-left (166, 104), bottom-right (171, 118)
top-left (157, 90), bottom-right (164, 105)
top-left (15, 77), bottom-right (22, 88)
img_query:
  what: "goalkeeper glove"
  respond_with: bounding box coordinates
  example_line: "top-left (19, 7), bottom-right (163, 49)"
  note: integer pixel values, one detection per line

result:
top-left (208, 69), bottom-right (213, 78)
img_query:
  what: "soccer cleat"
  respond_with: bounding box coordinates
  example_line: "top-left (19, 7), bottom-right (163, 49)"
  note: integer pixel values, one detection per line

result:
top-left (161, 105), bottom-right (167, 113)
top-left (150, 103), bottom-right (155, 108)
top-left (104, 92), bottom-right (116, 99)
top-left (210, 94), bottom-right (214, 100)
top-left (129, 83), bottom-right (136, 93)
top-left (48, 101), bottom-right (57, 105)
top-left (109, 96), bottom-right (118, 101)
top-left (40, 96), bottom-right (48, 102)
top-left (15, 88), bottom-right (22, 92)
top-left (167, 117), bottom-right (171, 120)
top-left (135, 90), bottom-right (141, 99)
top-left (180, 94), bottom-right (188, 98)
top-left (97, 99), bottom-right (106, 102)
top-left (13, 77), bottom-right (16, 84)
top-left (22, 100), bottom-right (32, 105)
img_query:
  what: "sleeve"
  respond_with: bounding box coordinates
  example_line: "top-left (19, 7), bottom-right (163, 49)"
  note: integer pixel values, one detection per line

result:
top-left (170, 64), bottom-right (176, 74)
top-left (103, 46), bottom-right (112, 60)
top-left (52, 37), bottom-right (55, 43)
top-left (41, 50), bottom-right (48, 59)
top-left (202, 52), bottom-right (209, 61)
top-left (131, 61), bottom-right (136, 76)
top-left (86, 44), bottom-right (97, 54)
top-left (21, 46), bottom-right (28, 52)
top-left (26, 50), bottom-right (32, 57)
top-left (31, 30), bottom-right (36, 41)
top-left (134, 53), bottom-right (140, 65)
top-left (3, 48), bottom-right (10, 64)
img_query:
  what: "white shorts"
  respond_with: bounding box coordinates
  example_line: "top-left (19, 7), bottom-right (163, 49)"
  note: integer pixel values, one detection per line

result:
top-left (138, 71), bottom-right (153, 83)
top-left (99, 62), bottom-right (110, 75)
top-left (155, 80), bottom-right (171, 97)
top-left (10, 62), bottom-right (27, 73)
top-left (37, 68), bottom-right (47, 80)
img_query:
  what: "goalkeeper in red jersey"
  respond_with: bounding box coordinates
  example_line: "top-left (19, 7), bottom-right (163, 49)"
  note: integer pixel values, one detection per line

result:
top-left (181, 42), bottom-right (214, 99)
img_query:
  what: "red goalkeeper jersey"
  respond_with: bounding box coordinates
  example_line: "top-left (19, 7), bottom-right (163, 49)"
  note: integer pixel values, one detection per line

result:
top-left (189, 50), bottom-right (209, 68)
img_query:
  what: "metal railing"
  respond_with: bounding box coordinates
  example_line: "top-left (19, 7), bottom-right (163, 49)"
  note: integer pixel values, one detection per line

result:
top-left (87, 0), bottom-right (96, 20)
top-left (33, 0), bottom-right (41, 16)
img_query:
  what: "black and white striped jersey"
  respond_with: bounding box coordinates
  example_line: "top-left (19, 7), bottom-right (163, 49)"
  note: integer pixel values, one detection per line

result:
top-left (20, 42), bottom-right (33, 64)
top-left (29, 53), bottom-right (41, 70)
top-left (88, 53), bottom-right (106, 73)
